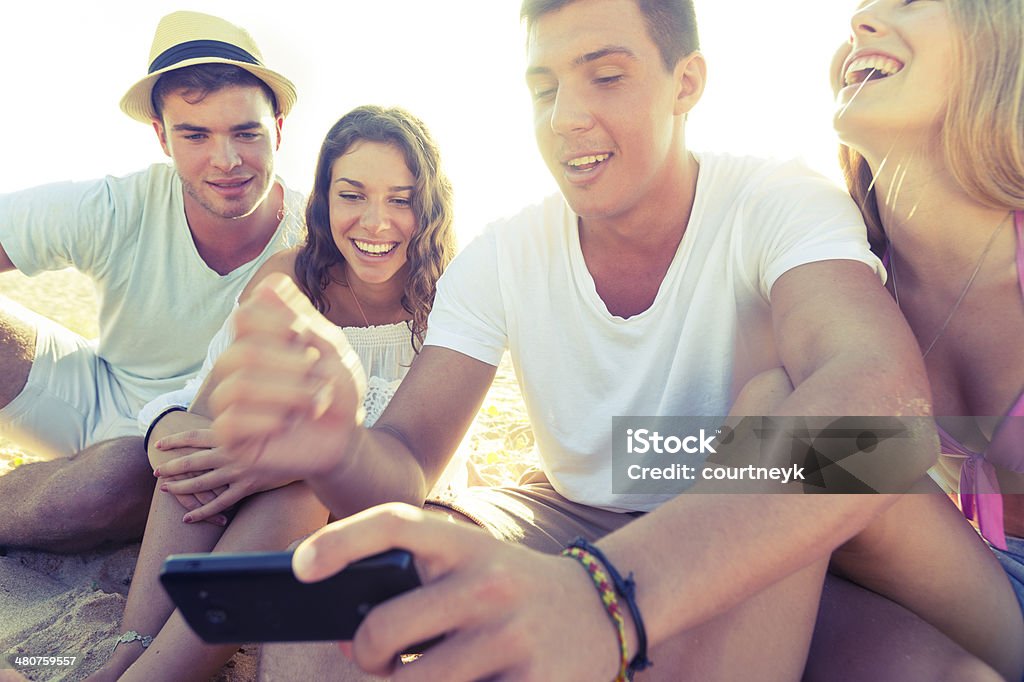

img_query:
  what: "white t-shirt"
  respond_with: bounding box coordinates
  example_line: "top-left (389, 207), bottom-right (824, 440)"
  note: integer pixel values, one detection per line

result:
top-left (424, 153), bottom-right (884, 512)
top-left (0, 163), bottom-right (305, 408)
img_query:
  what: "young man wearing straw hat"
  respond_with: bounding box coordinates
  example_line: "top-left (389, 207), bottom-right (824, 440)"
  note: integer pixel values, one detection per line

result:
top-left (0, 11), bottom-right (304, 552)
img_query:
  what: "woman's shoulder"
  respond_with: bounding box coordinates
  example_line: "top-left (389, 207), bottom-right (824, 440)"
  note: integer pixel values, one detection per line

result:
top-left (240, 247), bottom-right (301, 302)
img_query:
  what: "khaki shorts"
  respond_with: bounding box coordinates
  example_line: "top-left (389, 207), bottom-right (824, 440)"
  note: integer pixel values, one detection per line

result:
top-left (0, 308), bottom-right (139, 459)
top-left (427, 470), bottom-right (643, 554)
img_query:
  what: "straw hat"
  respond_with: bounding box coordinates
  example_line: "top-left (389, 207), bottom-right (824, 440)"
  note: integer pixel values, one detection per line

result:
top-left (120, 10), bottom-right (297, 123)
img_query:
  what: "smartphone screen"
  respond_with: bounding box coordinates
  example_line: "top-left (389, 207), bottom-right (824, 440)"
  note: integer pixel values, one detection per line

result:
top-left (160, 549), bottom-right (420, 644)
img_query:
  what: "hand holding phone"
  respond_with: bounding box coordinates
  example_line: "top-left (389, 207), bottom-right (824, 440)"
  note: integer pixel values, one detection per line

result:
top-left (160, 549), bottom-right (420, 644)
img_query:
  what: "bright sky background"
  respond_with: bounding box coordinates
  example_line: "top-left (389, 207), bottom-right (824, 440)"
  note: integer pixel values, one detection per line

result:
top-left (0, 1), bottom-right (856, 244)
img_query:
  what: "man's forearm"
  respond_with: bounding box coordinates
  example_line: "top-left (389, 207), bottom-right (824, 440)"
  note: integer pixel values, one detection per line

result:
top-left (601, 351), bottom-right (937, 648)
top-left (598, 492), bottom-right (896, 650)
top-left (309, 425), bottom-right (431, 518)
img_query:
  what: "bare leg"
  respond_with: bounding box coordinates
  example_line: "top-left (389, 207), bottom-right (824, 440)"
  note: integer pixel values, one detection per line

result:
top-left (260, 643), bottom-right (385, 682)
top-left (0, 296), bottom-right (36, 408)
top-left (827, 491), bottom-right (1024, 680)
top-left (0, 300), bottom-right (152, 551)
top-left (111, 482), bottom-right (330, 682)
top-left (736, 369), bottom-right (1024, 680)
top-left (632, 558), bottom-right (828, 681)
top-left (0, 437), bottom-right (152, 551)
top-left (806, 574), bottom-right (1005, 682)
top-left (89, 476), bottom-right (227, 681)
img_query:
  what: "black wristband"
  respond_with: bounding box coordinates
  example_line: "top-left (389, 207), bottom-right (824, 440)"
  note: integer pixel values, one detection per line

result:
top-left (143, 406), bottom-right (188, 452)
top-left (566, 537), bottom-right (652, 676)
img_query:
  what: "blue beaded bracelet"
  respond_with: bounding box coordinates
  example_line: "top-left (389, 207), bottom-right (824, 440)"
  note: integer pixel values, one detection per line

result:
top-left (566, 537), bottom-right (653, 677)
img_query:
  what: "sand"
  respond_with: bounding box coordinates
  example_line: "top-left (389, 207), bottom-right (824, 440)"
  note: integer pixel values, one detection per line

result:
top-left (0, 545), bottom-right (264, 682)
top-left (0, 269), bottom-right (534, 681)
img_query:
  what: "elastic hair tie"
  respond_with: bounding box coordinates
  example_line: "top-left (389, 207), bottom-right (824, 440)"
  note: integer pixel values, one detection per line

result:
top-left (564, 537), bottom-right (653, 678)
top-left (143, 405), bottom-right (188, 451)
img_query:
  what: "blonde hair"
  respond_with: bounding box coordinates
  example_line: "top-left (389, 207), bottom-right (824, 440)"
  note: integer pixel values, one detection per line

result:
top-left (840, 0), bottom-right (1024, 252)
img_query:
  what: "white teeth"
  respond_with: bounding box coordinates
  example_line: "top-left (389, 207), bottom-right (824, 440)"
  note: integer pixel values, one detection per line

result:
top-left (354, 240), bottom-right (397, 255)
top-left (568, 153), bottom-right (610, 168)
top-left (844, 56), bottom-right (904, 86)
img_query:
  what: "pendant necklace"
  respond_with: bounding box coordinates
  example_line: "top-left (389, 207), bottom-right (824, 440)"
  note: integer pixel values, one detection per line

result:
top-left (889, 210), bottom-right (1012, 359)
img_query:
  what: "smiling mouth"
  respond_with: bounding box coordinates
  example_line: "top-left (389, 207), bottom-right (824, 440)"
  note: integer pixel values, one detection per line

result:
top-left (353, 239), bottom-right (399, 257)
top-left (566, 153), bottom-right (612, 172)
top-left (208, 178), bottom-right (252, 190)
top-left (844, 56), bottom-right (904, 86)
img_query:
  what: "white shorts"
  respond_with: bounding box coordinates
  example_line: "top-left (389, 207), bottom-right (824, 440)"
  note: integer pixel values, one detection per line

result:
top-left (0, 310), bottom-right (140, 459)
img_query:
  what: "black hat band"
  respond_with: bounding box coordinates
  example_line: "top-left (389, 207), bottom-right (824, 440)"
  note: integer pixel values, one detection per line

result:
top-left (149, 39), bottom-right (261, 74)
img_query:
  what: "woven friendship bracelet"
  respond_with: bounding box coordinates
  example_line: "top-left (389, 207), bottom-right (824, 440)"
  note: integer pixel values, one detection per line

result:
top-left (562, 545), bottom-right (630, 682)
top-left (566, 537), bottom-right (653, 677)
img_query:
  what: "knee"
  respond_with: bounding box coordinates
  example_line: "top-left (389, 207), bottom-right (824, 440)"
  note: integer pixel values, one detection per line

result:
top-left (933, 654), bottom-right (1006, 682)
top-left (0, 301), bottom-right (37, 407)
top-left (43, 440), bottom-right (153, 522)
top-left (731, 368), bottom-right (793, 416)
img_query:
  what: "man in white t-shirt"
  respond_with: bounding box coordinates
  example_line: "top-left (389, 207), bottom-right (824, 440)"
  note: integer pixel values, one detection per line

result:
top-left (156, 1), bottom-right (972, 680)
top-left (0, 11), bottom-right (304, 551)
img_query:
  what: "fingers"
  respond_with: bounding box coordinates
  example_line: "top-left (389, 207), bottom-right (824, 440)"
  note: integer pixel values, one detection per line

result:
top-left (209, 327), bottom-right (363, 446)
top-left (153, 448), bottom-right (227, 478)
top-left (355, 570), bottom-right (517, 677)
top-left (389, 626), bottom-right (517, 682)
top-left (233, 274), bottom-right (321, 339)
top-left (171, 492), bottom-right (204, 514)
top-left (178, 486), bottom-right (247, 524)
top-left (161, 468), bottom-right (236, 495)
top-left (170, 493), bottom-right (228, 526)
top-left (293, 503), bottom-right (487, 584)
top-left (154, 427), bottom-right (217, 451)
top-left (207, 276), bottom-right (367, 453)
top-left (210, 340), bottom-right (324, 417)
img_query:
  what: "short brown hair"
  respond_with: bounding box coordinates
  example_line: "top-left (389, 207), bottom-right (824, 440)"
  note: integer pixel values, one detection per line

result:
top-left (151, 63), bottom-right (279, 120)
top-left (520, 0), bottom-right (699, 71)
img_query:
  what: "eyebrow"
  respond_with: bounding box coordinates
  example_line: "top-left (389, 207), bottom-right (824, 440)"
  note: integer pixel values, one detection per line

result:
top-left (334, 177), bottom-right (415, 192)
top-left (171, 121), bottom-right (263, 133)
top-left (526, 45), bottom-right (637, 77)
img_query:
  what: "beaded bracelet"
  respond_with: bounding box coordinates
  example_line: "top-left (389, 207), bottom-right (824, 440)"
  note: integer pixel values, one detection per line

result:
top-left (565, 537), bottom-right (653, 677)
top-left (562, 545), bottom-right (630, 681)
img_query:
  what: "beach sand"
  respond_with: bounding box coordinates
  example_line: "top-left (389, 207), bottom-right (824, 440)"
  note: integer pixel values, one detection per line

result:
top-left (0, 269), bottom-right (535, 680)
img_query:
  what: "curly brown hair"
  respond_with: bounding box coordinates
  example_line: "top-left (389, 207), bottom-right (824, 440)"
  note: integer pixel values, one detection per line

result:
top-left (294, 105), bottom-right (456, 352)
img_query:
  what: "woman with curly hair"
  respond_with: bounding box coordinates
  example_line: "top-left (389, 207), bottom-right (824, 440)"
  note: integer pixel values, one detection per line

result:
top-left (91, 105), bottom-right (459, 682)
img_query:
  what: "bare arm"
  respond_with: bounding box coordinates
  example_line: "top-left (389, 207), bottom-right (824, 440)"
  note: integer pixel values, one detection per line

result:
top-left (312, 346), bottom-right (496, 516)
top-left (596, 259), bottom-right (936, 646)
top-left (147, 410), bottom-right (214, 468)
top-left (162, 275), bottom-right (497, 520)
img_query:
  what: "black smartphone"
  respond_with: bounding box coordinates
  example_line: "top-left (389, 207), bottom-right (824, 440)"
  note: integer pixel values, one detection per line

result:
top-left (160, 549), bottom-right (421, 644)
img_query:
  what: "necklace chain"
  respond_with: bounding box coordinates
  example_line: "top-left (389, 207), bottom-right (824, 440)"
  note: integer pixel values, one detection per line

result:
top-left (890, 210), bottom-right (1011, 359)
top-left (342, 276), bottom-right (371, 327)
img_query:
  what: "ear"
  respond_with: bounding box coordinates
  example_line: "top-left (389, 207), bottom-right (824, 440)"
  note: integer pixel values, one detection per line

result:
top-left (672, 51), bottom-right (707, 117)
top-left (274, 115), bottom-right (284, 152)
top-left (152, 119), bottom-right (171, 157)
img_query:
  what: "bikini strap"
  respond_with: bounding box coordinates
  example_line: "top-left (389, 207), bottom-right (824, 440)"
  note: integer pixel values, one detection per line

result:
top-left (1011, 210), bottom-right (1024, 416)
top-left (1015, 210), bottom-right (1023, 297)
